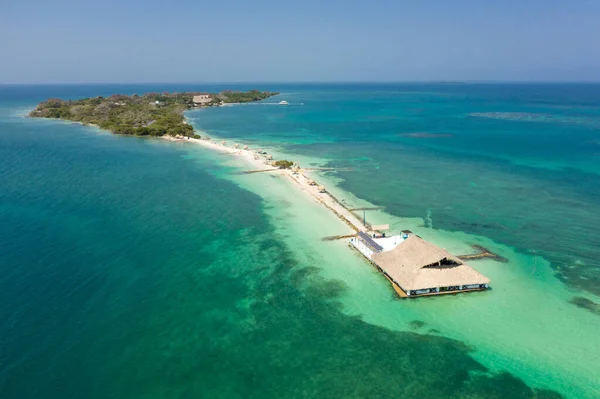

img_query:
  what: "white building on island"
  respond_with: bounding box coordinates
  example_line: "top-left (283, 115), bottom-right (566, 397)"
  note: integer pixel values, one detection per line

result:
top-left (193, 94), bottom-right (212, 106)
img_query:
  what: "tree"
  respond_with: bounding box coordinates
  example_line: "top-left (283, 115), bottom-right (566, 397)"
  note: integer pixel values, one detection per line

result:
top-left (274, 160), bottom-right (294, 169)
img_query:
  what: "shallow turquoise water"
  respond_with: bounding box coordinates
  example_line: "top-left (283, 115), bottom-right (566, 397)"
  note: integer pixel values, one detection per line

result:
top-left (1, 84), bottom-right (599, 398)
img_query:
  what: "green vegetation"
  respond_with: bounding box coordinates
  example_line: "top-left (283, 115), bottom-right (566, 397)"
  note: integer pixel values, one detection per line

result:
top-left (214, 90), bottom-right (277, 104)
top-left (273, 160), bottom-right (294, 169)
top-left (30, 90), bottom-right (278, 137)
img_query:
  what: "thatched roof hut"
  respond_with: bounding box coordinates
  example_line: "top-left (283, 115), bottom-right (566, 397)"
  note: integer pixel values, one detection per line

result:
top-left (234, 143), bottom-right (240, 149)
top-left (221, 140), bottom-right (227, 146)
top-left (318, 185), bottom-right (326, 193)
top-left (371, 235), bottom-right (490, 293)
top-left (243, 145), bottom-right (249, 150)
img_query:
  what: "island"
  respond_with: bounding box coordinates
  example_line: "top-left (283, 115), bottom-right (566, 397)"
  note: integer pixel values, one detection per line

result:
top-left (29, 90), bottom-right (278, 138)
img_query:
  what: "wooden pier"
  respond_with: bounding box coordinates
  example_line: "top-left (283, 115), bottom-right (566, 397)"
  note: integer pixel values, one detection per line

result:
top-left (457, 245), bottom-right (508, 263)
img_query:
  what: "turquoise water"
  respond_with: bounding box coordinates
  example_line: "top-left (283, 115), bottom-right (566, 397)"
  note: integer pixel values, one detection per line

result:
top-left (1, 84), bottom-right (599, 398)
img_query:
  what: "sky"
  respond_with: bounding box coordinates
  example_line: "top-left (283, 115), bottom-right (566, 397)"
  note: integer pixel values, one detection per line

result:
top-left (2, 0), bottom-right (600, 83)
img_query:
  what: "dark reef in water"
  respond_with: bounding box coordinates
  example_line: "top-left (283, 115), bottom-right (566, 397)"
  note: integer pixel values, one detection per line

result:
top-left (458, 245), bottom-right (509, 263)
top-left (409, 320), bottom-right (426, 329)
top-left (225, 248), bottom-right (564, 398)
top-left (569, 296), bottom-right (600, 316)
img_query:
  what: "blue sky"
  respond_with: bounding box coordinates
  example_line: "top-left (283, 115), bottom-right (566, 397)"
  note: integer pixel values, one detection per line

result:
top-left (2, 0), bottom-right (600, 83)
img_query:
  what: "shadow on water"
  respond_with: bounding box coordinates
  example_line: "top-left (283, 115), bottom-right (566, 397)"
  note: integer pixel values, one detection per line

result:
top-left (569, 297), bottom-right (600, 316)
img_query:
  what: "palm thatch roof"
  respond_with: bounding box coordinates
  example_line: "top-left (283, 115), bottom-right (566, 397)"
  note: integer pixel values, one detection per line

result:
top-left (371, 235), bottom-right (490, 291)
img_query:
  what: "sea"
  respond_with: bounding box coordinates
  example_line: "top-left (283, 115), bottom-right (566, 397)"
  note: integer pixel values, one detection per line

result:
top-left (1, 83), bottom-right (599, 398)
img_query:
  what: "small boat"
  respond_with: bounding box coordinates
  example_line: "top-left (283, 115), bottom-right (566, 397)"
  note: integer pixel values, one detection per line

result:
top-left (278, 100), bottom-right (289, 105)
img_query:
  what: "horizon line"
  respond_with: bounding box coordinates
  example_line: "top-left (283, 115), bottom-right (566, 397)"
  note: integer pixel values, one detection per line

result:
top-left (3, 80), bottom-right (600, 86)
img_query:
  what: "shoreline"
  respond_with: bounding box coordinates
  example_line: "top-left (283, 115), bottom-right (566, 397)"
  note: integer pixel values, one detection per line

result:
top-left (161, 134), bottom-right (368, 235)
